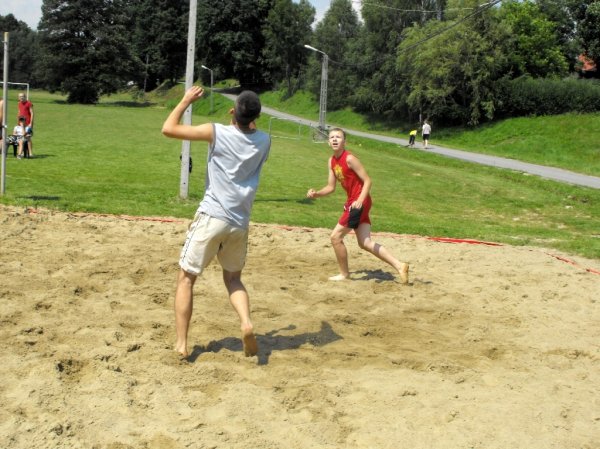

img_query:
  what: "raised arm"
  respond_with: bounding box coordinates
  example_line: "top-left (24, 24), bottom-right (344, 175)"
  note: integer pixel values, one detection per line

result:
top-left (161, 86), bottom-right (214, 143)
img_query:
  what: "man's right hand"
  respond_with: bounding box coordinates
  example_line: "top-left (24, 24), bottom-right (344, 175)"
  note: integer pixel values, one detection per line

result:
top-left (183, 86), bottom-right (205, 104)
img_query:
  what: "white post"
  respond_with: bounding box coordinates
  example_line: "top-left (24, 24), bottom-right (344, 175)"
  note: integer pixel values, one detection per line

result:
top-left (319, 53), bottom-right (328, 133)
top-left (209, 70), bottom-right (213, 114)
top-left (304, 45), bottom-right (329, 133)
top-left (180, 0), bottom-right (197, 199)
top-left (1, 32), bottom-right (9, 195)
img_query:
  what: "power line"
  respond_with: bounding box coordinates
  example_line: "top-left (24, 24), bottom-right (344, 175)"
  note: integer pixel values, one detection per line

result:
top-left (355, 0), bottom-right (492, 14)
top-left (397, 0), bottom-right (502, 54)
top-left (325, 0), bottom-right (503, 69)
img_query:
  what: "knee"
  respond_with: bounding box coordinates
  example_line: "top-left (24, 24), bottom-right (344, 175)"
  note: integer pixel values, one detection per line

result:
top-left (223, 270), bottom-right (243, 290)
top-left (358, 238), bottom-right (375, 252)
top-left (330, 232), bottom-right (344, 246)
top-left (178, 270), bottom-right (196, 287)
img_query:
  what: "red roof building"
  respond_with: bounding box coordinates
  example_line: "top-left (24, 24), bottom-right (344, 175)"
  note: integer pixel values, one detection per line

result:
top-left (577, 54), bottom-right (597, 77)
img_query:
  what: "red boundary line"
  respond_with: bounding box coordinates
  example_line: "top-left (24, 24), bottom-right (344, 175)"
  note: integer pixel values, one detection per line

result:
top-left (273, 224), bottom-right (600, 276)
top-left (423, 236), bottom-right (502, 246)
top-left (545, 253), bottom-right (600, 276)
top-left (21, 210), bottom-right (600, 276)
top-left (25, 207), bottom-right (185, 224)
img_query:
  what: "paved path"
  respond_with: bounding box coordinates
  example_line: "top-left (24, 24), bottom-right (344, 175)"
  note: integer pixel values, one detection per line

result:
top-left (222, 93), bottom-right (600, 189)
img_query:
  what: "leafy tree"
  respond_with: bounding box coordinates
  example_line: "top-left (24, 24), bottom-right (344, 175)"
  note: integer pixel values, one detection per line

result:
top-left (197, 0), bottom-right (272, 88)
top-left (496, 0), bottom-right (568, 78)
top-left (37, 0), bottom-right (143, 103)
top-left (575, 1), bottom-right (600, 64)
top-left (535, 0), bottom-right (579, 69)
top-left (351, 0), bottom-right (434, 118)
top-left (0, 14), bottom-right (38, 87)
top-left (129, 0), bottom-right (189, 90)
top-left (308, 0), bottom-right (361, 110)
top-left (396, 2), bottom-right (507, 125)
top-left (262, 0), bottom-right (315, 96)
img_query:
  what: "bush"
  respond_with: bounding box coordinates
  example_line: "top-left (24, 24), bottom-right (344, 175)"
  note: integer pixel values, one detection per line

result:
top-left (496, 77), bottom-right (600, 117)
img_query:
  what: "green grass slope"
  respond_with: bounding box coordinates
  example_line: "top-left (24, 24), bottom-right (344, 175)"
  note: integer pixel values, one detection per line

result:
top-left (0, 88), bottom-right (598, 259)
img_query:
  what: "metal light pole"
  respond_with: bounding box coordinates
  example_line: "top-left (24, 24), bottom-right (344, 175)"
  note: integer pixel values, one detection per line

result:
top-left (304, 44), bottom-right (328, 133)
top-left (201, 64), bottom-right (214, 114)
top-left (180, 0), bottom-right (197, 199)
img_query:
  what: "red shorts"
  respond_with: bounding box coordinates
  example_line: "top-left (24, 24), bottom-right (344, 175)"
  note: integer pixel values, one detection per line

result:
top-left (339, 198), bottom-right (371, 229)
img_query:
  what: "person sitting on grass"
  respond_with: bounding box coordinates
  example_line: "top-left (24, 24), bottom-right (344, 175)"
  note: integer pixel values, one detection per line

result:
top-left (12, 116), bottom-right (27, 159)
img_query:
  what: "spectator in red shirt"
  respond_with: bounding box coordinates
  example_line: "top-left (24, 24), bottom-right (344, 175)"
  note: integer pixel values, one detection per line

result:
top-left (17, 93), bottom-right (34, 157)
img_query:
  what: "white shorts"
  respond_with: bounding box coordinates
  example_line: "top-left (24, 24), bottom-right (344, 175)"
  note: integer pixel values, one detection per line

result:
top-left (179, 212), bottom-right (248, 276)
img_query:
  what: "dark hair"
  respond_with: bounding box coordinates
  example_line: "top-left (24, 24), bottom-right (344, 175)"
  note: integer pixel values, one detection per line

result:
top-left (18, 116), bottom-right (26, 121)
top-left (234, 91), bottom-right (261, 126)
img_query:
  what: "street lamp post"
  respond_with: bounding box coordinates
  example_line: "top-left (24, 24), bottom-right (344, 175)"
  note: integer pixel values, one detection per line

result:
top-left (201, 64), bottom-right (214, 114)
top-left (304, 44), bottom-right (328, 133)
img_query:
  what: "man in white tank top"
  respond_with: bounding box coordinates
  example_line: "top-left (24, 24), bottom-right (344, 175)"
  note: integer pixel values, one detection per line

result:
top-left (162, 87), bottom-right (271, 359)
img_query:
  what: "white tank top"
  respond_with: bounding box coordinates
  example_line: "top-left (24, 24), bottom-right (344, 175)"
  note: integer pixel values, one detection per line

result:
top-left (199, 123), bottom-right (271, 228)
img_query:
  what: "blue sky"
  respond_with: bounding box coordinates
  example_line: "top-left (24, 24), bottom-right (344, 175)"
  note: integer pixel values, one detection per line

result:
top-left (0, 0), bottom-right (338, 30)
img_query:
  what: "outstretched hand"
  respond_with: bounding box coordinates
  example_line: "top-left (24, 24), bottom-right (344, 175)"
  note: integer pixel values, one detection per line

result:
top-left (183, 86), bottom-right (205, 104)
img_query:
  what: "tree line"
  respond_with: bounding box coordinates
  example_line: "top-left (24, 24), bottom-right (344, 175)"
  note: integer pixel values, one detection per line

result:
top-left (1, 0), bottom-right (599, 125)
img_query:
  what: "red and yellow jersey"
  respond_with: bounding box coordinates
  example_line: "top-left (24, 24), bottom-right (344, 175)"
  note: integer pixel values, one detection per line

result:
top-left (330, 150), bottom-right (372, 227)
top-left (330, 150), bottom-right (370, 205)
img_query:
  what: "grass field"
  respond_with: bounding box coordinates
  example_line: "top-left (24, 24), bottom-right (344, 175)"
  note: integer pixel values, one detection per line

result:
top-left (1, 88), bottom-right (599, 259)
top-left (260, 90), bottom-right (600, 178)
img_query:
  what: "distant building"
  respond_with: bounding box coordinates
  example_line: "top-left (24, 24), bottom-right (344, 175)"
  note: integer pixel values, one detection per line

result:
top-left (577, 54), bottom-right (598, 78)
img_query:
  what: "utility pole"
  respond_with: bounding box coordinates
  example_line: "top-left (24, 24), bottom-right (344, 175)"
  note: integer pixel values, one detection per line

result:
top-left (180, 0), bottom-right (197, 199)
top-left (143, 53), bottom-right (149, 94)
top-left (304, 45), bottom-right (329, 134)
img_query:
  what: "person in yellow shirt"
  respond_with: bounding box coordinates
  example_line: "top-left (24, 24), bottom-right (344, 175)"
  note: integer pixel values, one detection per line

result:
top-left (408, 128), bottom-right (417, 147)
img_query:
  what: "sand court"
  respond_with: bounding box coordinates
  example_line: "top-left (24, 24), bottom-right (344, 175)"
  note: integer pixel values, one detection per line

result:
top-left (1, 205), bottom-right (599, 448)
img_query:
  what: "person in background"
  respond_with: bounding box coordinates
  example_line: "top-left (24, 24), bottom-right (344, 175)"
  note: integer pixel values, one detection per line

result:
top-left (408, 128), bottom-right (417, 147)
top-left (17, 93), bottom-right (34, 157)
top-left (422, 119), bottom-right (431, 149)
top-left (12, 116), bottom-right (27, 159)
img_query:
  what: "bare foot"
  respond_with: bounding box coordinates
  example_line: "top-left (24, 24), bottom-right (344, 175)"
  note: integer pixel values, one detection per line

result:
top-left (328, 274), bottom-right (349, 281)
top-left (174, 343), bottom-right (188, 358)
top-left (242, 330), bottom-right (258, 357)
top-left (398, 262), bottom-right (409, 284)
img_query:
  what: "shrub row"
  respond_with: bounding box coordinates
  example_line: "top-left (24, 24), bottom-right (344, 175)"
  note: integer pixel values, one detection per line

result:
top-left (495, 77), bottom-right (600, 118)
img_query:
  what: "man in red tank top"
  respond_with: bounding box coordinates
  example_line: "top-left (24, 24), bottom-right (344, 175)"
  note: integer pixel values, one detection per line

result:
top-left (17, 93), bottom-right (34, 126)
top-left (17, 93), bottom-right (34, 157)
top-left (307, 128), bottom-right (409, 284)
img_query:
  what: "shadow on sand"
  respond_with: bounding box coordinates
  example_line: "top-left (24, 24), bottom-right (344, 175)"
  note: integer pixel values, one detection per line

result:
top-left (188, 321), bottom-right (342, 365)
top-left (352, 269), bottom-right (396, 282)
